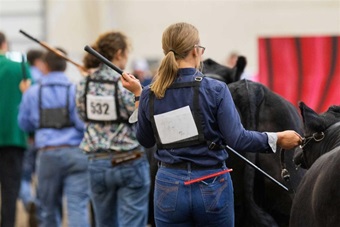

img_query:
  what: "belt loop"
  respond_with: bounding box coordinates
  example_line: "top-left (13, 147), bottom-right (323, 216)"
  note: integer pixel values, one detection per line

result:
top-left (208, 142), bottom-right (216, 150)
top-left (188, 162), bottom-right (192, 173)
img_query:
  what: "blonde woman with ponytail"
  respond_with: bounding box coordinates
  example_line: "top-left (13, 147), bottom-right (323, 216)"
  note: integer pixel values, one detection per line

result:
top-left (151, 23), bottom-right (202, 99)
top-left (122, 22), bottom-right (301, 226)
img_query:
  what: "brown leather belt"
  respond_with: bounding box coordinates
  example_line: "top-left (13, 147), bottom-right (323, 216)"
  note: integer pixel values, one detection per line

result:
top-left (40, 145), bottom-right (73, 151)
top-left (89, 149), bottom-right (143, 166)
top-left (159, 161), bottom-right (225, 170)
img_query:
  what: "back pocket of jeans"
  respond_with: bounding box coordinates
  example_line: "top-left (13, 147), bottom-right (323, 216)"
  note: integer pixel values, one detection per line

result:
top-left (121, 160), bottom-right (150, 189)
top-left (155, 177), bottom-right (179, 212)
top-left (199, 175), bottom-right (231, 213)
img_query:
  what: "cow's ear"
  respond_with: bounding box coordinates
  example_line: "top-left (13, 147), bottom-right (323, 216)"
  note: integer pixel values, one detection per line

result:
top-left (327, 105), bottom-right (340, 115)
top-left (321, 105), bottom-right (340, 127)
top-left (234, 56), bottom-right (247, 81)
top-left (299, 101), bottom-right (325, 133)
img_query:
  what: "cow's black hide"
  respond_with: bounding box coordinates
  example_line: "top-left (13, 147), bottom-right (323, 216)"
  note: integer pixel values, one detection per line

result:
top-left (290, 102), bottom-right (340, 227)
top-left (227, 80), bottom-right (304, 227)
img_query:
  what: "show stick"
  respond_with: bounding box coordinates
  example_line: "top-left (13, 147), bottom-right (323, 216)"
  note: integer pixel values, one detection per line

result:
top-left (84, 45), bottom-right (123, 75)
top-left (226, 145), bottom-right (289, 191)
top-left (19, 29), bottom-right (87, 72)
top-left (21, 53), bottom-right (27, 80)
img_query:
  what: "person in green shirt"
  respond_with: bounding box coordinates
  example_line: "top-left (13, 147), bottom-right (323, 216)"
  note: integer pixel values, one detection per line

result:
top-left (0, 31), bottom-right (31, 227)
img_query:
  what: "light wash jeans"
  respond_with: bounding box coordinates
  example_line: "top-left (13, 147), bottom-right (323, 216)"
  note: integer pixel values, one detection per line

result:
top-left (155, 165), bottom-right (234, 227)
top-left (19, 145), bottom-right (38, 210)
top-left (36, 146), bottom-right (90, 227)
top-left (88, 154), bottom-right (150, 227)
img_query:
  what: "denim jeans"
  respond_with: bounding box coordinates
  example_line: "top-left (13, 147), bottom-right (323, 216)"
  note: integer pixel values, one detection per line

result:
top-left (88, 154), bottom-right (150, 227)
top-left (36, 146), bottom-right (90, 227)
top-left (20, 145), bottom-right (38, 209)
top-left (155, 165), bottom-right (234, 227)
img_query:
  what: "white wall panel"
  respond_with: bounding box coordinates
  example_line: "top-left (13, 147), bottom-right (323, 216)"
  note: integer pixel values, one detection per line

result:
top-left (1, 0), bottom-right (339, 78)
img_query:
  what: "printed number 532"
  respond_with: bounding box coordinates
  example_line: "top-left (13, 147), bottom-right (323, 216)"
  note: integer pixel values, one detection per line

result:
top-left (90, 102), bottom-right (109, 115)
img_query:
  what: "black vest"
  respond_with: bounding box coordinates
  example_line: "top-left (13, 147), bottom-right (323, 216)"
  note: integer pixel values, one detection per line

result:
top-left (84, 77), bottom-right (129, 124)
top-left (39, 83), bottom-right (74, 129)
top-left (149, 76), bottom-right (224, 150)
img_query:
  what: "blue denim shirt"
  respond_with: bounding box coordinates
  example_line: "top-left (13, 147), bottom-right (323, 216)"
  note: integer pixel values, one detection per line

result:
top-left (18, 72), bottom-right (85, 149)
top-left (136, 68), bottom-right (271, 166)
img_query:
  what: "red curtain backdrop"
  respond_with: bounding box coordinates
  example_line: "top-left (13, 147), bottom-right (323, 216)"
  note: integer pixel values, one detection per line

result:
top-left (258, 36), bottom-right (340, 113)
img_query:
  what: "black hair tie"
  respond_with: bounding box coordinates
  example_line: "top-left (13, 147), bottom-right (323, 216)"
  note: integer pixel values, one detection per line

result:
top-left (169, 49), bottom-right (177, 55)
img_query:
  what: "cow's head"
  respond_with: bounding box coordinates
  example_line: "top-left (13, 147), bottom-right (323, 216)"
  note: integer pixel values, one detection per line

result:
top-left (202, 57), bottom-right (247, 84)
top-left (294, 102), bottom-right (340, 169)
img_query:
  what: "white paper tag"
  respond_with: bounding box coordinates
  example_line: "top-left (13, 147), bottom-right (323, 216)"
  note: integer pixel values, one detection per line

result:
top-left (86, 94), bottom-right (117, 121)
top-left (154, 106), bottom-right (198, 144)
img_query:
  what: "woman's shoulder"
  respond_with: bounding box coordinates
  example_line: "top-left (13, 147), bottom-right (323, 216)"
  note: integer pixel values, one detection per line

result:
top-left (87, 65), bottom-right (120, 81)
top-left (202, 76), bottom-right (227, 92)
top-left (140, 85), bottom-right (152, 98)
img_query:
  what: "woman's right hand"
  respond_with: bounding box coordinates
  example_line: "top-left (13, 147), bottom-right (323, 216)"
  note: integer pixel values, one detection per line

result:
top-left (277, 130), bottom-right (303, 149)
top-left (121, 72), bottom-right (142, 96)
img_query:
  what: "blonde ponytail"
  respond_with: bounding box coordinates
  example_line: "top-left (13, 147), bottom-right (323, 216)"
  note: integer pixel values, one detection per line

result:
top-left (150, 51), bottom-right (178, 98)
top-left (150, 22), bottom-right (199, 99)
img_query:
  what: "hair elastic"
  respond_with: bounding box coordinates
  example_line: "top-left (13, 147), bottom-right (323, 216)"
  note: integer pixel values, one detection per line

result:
top-left (169, 49), bottom-right (177, 55)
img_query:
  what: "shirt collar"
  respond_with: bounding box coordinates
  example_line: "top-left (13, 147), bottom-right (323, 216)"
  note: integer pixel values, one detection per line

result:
top-left (178, 68), bottom-right (197, 77)
top-left (41, 71), bottom-right (70, 85)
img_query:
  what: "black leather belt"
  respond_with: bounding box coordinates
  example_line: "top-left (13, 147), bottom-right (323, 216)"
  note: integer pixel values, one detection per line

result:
top-left (159, 161), bottom-right (225, 170)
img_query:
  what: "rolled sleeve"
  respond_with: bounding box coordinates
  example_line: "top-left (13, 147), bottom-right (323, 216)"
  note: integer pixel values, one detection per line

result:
top-left (265, 132), bottom-right (278, 153)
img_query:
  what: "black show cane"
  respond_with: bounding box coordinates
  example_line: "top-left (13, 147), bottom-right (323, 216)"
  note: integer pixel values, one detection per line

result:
top-left (84, 45), bottom-right (123, 75)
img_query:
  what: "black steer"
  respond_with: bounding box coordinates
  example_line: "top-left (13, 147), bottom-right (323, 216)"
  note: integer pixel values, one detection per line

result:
top-left (290, 102), bottom-right (340, 227)
top-left (227, 79), bottom-right (304, 227)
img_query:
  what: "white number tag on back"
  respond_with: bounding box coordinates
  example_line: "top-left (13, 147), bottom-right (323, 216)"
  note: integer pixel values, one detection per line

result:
top-left (154, 106), bottom-right (198, 144)
top-left (86, 94), bottom-right (117, 121)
